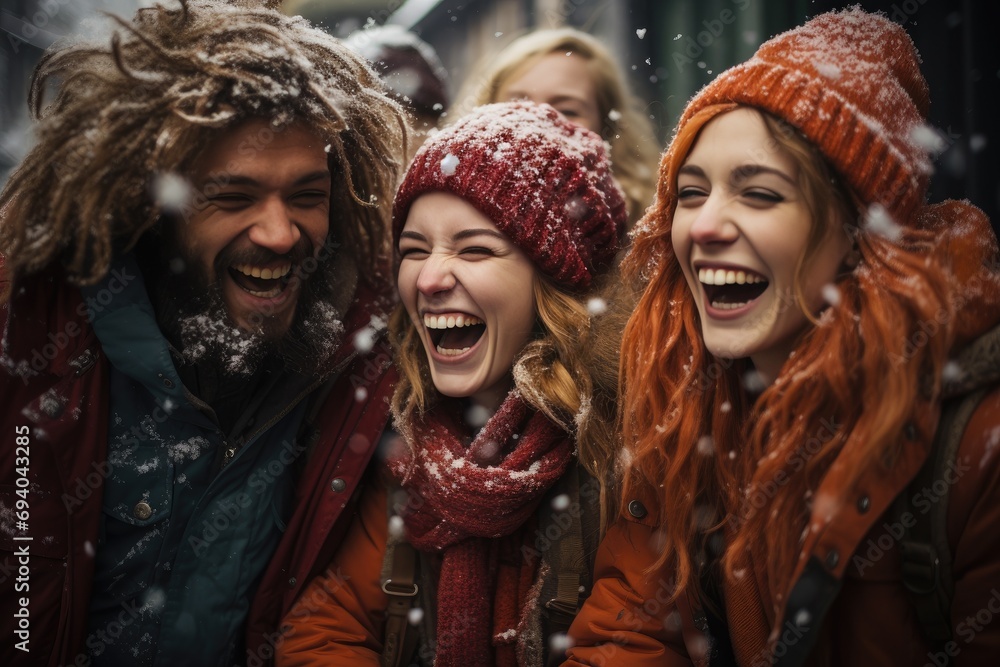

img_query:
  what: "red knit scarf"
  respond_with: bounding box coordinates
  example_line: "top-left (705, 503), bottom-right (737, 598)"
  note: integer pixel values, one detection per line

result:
top-left (390, 390), bottom-right (573, 667)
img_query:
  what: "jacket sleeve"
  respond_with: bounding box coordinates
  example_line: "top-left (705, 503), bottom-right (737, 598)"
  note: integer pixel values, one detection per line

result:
top-left (276, 471), bottom-right (391, 666)
top-left (949, 386), bottom-right (1000, 665)
top-left (562, 516), bottom-right (695, 667)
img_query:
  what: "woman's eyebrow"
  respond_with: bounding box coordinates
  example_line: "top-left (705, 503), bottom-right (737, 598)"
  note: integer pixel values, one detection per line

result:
top-left (678, 163), bottom-right (796, 188)
top-left (453, 229), bottom-right (506, 242)
top-left (730, 164), bottom-right (797, 187)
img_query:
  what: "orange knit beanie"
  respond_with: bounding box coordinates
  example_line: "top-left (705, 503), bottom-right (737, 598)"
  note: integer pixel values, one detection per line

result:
top-left (674, 7), bottom-right (932, 224)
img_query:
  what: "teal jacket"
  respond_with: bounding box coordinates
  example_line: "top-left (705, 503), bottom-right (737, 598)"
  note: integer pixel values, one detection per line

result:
top-left (83, 255), bottom-right (313, 665)
top-left (0, 254), bottom-right (396, 667)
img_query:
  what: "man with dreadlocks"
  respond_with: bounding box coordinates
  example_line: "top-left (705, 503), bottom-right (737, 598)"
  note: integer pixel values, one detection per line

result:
top-left (0, 1), bottom-right (406, 665)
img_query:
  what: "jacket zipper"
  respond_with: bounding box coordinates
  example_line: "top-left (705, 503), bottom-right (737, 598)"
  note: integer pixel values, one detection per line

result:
top-left (219, 348), bottom-right (363, 469)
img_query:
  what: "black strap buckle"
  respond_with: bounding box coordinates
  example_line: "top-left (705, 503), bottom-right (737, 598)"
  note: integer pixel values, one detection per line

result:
top-left (900, 541), bottom-right (940, 595)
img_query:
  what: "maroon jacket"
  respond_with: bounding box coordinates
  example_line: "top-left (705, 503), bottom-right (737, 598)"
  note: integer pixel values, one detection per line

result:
top-left (0, 266), bottom-right (396, 667)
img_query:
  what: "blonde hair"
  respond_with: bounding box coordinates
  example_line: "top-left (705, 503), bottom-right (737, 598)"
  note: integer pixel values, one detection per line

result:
top-left (390, 273), bottom-right (630, 526)
top-left (451, 28), bottom-right (659, 226)
top-left (0, 0), bottom-right (406, 299)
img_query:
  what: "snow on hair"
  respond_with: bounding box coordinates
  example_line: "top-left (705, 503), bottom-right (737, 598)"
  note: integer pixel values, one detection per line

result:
top-left (0, 0), bottom-right (406, 297)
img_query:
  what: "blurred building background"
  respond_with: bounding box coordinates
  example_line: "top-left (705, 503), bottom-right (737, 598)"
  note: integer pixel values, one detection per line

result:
top-left (1, 0), bottom-right (998, 229)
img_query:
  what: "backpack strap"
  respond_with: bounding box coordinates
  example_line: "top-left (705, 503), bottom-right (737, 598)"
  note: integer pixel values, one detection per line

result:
top-left (380, 507), bottom-right (421, 667)
top-left (896, 387), bottom-right (988, 646)
top-left (541, 465), bottom-right (602, 666)
top-left (544, 466), bottom-right (585, 634)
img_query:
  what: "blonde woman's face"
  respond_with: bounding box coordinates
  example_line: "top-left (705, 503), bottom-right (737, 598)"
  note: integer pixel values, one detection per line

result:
top-left (497, 52), bottom-right (602, 134)
top-left (398, 192), bottom-right (538, 412)
top-left (670, 109), bottom-right (851, 382)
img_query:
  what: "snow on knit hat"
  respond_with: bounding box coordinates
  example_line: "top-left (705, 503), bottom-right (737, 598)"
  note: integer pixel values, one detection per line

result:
top-left (393, 101), bottom-right (627, 289)
top-left (675, 7), bottom-right (932, 225)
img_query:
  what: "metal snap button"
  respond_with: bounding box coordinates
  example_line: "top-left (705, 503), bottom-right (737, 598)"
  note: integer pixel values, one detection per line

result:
top-left (627, 500), bottom-right (648, 519)
top-left (133, 501), bottom-right (153, 521)
top-left (857, 495), bottom-right (871, 514)
top-left (330, 478), bottom-right (347, 493)
top-left (825, 549), bottom-right (840, 569)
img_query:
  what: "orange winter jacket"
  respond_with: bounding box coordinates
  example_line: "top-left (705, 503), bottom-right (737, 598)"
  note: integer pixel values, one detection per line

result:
top-left (564, 324), bottom-right (1000, 667)
top-left (277, 462), bottom-right (604, 666)
top-left (277, 471), bottom-right (391, 665)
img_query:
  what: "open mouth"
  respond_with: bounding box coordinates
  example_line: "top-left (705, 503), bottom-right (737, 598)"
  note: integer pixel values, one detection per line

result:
top-left (698, 267), bottom-right (769, 311)
top-left (423, 313), bottom-right (486, 357)
top-left (228, 263), bottom-right (293, 298)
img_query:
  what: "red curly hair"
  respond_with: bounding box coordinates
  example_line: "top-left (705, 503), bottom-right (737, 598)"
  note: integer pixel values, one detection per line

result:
top-left (619, 103), bottom-right (1000, 617)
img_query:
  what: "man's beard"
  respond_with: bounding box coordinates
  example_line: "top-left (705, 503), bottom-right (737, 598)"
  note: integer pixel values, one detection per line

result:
top-left (145, 231), bottom-right (346, 380)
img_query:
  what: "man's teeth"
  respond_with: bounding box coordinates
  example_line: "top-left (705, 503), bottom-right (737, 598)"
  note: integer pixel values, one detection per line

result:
top-left (698, 267), bottom-right (766, 285)
top-left (232, 263), bottom-right (292, 280)
top-left (247, 287), bottom-right (282, 298)
top-left (423, 314), bottom-right (484, 330)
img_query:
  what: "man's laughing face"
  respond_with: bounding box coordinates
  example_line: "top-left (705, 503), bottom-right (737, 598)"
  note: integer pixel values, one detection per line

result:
top-left (176, 117), bottom-right (332, 341)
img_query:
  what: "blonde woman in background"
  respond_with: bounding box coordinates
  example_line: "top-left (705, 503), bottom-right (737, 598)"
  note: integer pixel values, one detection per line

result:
top-left (452, 27), bottom-right (660, 227)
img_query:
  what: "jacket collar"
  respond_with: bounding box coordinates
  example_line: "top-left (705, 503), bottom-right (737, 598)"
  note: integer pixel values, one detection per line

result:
top-left (941, 322), bottom-right (1000, 400)
top-left (1, 265), bottom-right (99, 381)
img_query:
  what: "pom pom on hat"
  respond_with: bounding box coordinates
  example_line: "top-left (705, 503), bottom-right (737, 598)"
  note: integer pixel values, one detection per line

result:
top-left (393, 101), bottom-right (627, 289)
top-left (674, 7), bottom-right (933, 224)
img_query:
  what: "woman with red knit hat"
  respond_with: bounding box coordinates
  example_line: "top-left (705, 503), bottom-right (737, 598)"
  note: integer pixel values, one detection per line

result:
top-left (564, 7), bottom-right (1000, 667)
top-left (277, 101), bottom-right (629, 666)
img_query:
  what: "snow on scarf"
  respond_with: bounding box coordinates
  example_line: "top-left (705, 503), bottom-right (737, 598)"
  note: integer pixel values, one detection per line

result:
top-left (390, 389), bottom-right (573, 667)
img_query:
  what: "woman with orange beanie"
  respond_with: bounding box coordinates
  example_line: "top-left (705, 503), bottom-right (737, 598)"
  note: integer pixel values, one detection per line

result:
top-left (564, 8), bottom-right (1000, 667)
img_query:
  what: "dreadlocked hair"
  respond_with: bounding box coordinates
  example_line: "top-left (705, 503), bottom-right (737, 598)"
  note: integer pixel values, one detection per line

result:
top-left (0, 0), bottom-right (407, 300)
top-left (619, 104), bottom-right (965, 610)
top-left (390, 272), bottom-right (632, 530)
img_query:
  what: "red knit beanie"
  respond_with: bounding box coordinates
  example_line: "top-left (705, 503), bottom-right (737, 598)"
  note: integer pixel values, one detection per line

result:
top-left (673, 7), bottom-right (932, 225)
top-left (392, 101), bottom-right (627, 289)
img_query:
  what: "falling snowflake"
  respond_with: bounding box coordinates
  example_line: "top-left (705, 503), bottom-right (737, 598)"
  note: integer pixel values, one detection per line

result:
top-left (821, 284), bottom-right (841, 306)
top-left (635, 28), bottom-right (647, 39)
top-left (465, 404), bottom-right (491, 428)
top-left (354, 327), bottom-right (376, 353)
top-left (549, 632), bottom-right (574, 653)
top-left (587, 297), bottom-right (607, 315)
top-left (941, 361), bottom-right (964, 383)
top-left (153, 173), bottom-right (192, 213)
top-left (910, 124), bottom-right (947, 155)
top-left (864, 204), bottom-right (903, 242)
top-left (388, 515), bottom-right (405, 539)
